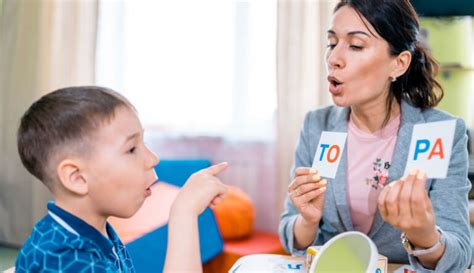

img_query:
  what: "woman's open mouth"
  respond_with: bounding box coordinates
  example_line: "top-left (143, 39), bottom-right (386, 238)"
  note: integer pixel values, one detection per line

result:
top-left (328, 76), bottom-right (343, 95)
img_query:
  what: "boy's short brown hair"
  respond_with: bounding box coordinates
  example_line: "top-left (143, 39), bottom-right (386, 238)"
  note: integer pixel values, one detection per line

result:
top-left (17, 86), bottom-right (134, 189)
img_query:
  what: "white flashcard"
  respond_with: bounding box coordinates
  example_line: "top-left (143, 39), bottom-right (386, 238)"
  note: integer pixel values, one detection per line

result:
top-left (312, 132), bottom-right (347, 179)
top-left (404, 120), bottom-right (456, 178)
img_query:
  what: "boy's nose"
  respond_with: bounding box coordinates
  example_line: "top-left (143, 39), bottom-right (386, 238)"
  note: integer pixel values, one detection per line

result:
top-left (146, 147), bottom-right (160, 169)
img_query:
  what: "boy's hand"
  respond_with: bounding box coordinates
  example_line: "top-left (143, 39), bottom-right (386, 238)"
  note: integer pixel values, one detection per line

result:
top-left (288, 167), bottom-right (327, 226)
top-left (172, 162), bottom-right (229, 216)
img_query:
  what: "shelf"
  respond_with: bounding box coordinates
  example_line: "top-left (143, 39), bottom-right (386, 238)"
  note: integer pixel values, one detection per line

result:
top-left (440, 65), bottom-right (474, 72)
top-left (413, 0), bottom-right (474, 16)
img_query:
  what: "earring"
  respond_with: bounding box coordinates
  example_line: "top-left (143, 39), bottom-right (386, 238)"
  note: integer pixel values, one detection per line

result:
top-left (391, 76), bottom-right (397, 82)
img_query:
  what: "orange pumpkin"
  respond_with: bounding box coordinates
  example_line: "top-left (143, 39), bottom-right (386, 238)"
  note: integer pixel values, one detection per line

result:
top-left (212, 186), bottom-right (255, 240)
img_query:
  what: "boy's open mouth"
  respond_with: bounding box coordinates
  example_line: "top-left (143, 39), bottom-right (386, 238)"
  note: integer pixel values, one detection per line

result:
top-left (145, 179), bottom-right (159, 197)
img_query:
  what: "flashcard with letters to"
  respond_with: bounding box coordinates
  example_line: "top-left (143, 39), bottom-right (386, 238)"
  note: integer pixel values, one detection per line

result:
top-left (404, 120), bottom-right (456, 179)
top-left (312, 132), bottom-right (347, 179)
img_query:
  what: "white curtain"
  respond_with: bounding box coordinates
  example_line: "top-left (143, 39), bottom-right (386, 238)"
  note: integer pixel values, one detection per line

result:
top-left (276, 0), bottom-right (337, 216)
top-left (0, 0), bottom-right (97, 245)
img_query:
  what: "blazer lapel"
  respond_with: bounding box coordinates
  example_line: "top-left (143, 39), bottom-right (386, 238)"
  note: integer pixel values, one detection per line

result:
top-left (369, 100), bottom-right (425, 237)
top-left (328, 107), bottom-right (354, 231)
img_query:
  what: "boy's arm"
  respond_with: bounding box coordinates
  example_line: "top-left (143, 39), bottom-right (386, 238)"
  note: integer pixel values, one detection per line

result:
top-left (163, 206), bottom-right (201, 273)
top-left (163, 162), bottom-right (228, 273)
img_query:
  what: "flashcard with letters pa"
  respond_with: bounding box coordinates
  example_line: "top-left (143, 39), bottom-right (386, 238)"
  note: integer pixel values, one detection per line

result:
top-left (404, 120), bottom-right (456, 178)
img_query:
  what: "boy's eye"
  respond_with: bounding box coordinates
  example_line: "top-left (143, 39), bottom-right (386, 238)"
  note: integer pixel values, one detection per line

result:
top-left (128, 147), bottom-right (136, 154)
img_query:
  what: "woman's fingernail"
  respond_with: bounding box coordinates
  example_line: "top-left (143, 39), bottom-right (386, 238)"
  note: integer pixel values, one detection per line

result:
top-left (312, 175), bottom-right (320, 181)
top-left (416, 171), bottom-right (425, 180)
top-left (320, 187), bottom-right (327, 192)
top-left (319, 180), bottom-right (327, 185)
top-left (309, 168), bottom-right (317, 174)
top-left (409, 168), bottom-right (417, 176)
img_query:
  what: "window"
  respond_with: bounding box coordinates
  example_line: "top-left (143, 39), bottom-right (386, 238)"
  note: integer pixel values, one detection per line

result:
top-left (96, 0), bottom-right (277, 140)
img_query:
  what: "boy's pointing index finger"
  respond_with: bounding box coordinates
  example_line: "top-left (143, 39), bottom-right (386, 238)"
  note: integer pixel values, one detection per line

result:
top-left (202, 162), bottom-right (229, 175)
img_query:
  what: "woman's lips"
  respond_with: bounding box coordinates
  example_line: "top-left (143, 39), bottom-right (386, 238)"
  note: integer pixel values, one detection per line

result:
top-left (327, 76), bottom-right (343, 95)
top-left (329, 80), bottom-right (343, 95)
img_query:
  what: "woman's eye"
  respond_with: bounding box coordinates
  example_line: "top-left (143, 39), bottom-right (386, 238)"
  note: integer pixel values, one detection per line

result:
top-left (350, 45), bottom-right (363, 50)
top-left (327, 43), bottom-right (336, 49)
top-left (128, 147), bottom-right (136, 154)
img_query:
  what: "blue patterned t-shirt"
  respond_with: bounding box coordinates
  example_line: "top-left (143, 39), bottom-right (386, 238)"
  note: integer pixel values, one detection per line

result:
top-left (15, 201), bottom-right (135, 273)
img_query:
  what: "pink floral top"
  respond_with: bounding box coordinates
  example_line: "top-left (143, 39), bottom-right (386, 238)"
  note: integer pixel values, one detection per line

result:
top-left (346, 114), bottom-right (400, 234)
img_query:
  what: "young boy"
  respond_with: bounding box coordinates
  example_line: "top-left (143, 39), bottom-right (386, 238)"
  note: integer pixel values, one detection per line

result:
top-left (15, 86), bottom-right (228, 273)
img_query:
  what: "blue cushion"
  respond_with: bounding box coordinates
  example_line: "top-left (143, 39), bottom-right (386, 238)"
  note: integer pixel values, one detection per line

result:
top-left (126, 159), bottom-right (223, 273)
top-left (127, 208), bottom-right (223, 273)
top-left (154, 159), bottom-right (213, 187)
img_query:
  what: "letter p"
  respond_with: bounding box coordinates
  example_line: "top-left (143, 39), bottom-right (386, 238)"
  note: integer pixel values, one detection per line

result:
top-left (414, 139), bottom-right (430, 160)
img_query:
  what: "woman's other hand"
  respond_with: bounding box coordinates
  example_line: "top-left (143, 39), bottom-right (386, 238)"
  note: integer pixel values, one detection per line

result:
top-left (378, 169), bottom-right (440, 250)
top-left (288, 167), bottom-right (327, 226)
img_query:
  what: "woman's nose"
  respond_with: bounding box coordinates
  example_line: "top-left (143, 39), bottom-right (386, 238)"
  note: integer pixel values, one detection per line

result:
top-left (326, 45), bottom-right (345, 70)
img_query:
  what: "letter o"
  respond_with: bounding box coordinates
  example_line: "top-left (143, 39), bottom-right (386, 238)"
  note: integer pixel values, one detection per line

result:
top-left (327, 145), bottom-right (340, 163)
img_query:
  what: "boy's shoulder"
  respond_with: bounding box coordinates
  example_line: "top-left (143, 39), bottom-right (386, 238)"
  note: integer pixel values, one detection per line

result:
top-left (15, 214), bottom-right (111, 272)
top-left (15, 201), bottom-right (136, 273)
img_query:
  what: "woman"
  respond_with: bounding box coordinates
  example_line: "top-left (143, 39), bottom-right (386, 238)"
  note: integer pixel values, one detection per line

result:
top-left (278, 0), bottom-right (471, 271)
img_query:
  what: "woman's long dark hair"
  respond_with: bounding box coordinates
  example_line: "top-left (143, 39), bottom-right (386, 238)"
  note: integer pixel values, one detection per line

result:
top-left (335, 0), bottom-right (444, 123)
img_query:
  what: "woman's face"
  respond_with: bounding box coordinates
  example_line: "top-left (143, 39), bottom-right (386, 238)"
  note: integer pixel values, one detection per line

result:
top-left (325, 5), bottom-right (398, 108)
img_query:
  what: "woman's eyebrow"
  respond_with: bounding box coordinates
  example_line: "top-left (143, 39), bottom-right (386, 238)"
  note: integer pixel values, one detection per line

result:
top-left (327, 29), bottom-right (371, 37)
top-left (347, 30), bottom-right (371, 37)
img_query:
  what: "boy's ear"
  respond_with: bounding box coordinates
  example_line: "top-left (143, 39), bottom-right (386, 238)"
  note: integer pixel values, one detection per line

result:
top-left (57, 159), bottom-right (88, 195)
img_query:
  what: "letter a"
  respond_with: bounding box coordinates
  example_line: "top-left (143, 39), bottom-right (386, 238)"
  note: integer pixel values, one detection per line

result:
top-left (428, 138), bottom-right (444, 160)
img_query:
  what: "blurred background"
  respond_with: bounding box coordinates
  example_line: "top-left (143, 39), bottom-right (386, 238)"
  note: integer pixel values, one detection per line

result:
top-left (0, 0), bottom-right (473, 271)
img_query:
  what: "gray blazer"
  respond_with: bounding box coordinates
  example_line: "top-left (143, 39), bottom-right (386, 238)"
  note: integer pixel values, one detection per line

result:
top-left (279, 100), bottom-right (472, 272)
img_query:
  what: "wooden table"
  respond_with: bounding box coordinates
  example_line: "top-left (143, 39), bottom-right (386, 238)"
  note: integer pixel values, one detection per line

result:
top-left (388, 263), bottom-right (412, 272)
top-left (225, 255), bottom-right (471, 273)
top-left (388, 263), bottom-right (470, 273)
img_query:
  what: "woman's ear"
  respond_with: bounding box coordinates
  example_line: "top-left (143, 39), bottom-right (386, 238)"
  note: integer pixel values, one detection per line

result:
top-left (57, 159), bottom-right (88, 195)
top-left (391, 50), bottom-right (412, 79)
